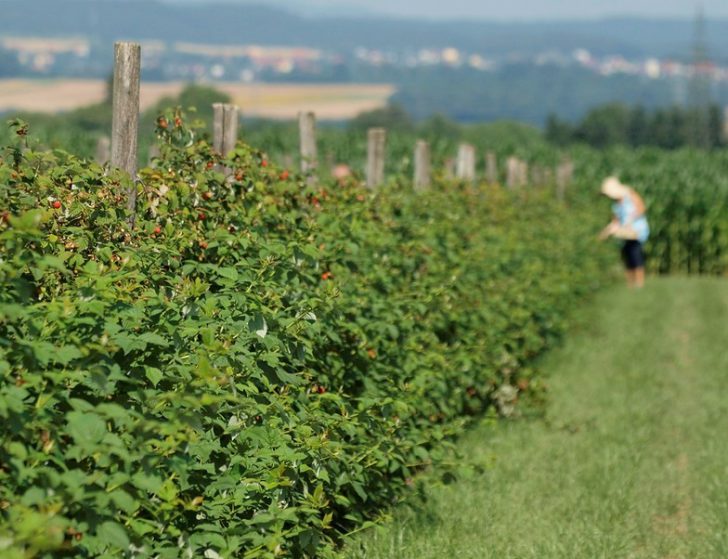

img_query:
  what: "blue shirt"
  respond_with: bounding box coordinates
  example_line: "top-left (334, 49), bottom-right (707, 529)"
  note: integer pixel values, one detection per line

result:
top-left (614, 196), bottom-right (649, 243)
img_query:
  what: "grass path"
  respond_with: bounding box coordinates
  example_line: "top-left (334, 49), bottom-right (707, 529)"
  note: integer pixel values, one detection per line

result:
top-left (347, 278), bottom-right (728, 559)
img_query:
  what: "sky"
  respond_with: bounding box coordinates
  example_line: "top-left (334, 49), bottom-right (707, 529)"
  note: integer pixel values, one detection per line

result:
top-left (186, 0), bottom-right (728, 21)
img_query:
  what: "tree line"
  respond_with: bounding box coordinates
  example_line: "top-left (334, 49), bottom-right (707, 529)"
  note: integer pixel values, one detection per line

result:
top-left (546, 103), bottom-right (726, 150)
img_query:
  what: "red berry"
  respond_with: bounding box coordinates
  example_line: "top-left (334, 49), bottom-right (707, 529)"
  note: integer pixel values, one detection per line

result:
top-left (199, 240), bottom-right (208, 250)
top-left (321, 271), bottom-right (333, 281)
top-left (51, 200), bottom-right (62, 209)
top-left (280, 170), bottom-right (290, 180)
top-left (198, 213), bottom-right (206, 221)
top-left (261, 159), bottom-right (268, 168)
top-left (235, 172), bottom-right (244, 181)
top-left (206, 161), bottom-right (214, 170)
top-left (174, 117), bottom-right (182, 127)
top-left (158, 117), bottom-right (168, 129)
top-left (153, 226), bottom-right (162, 235)
top-left (318, 386), bottom-right (327, 394)
top-left (203, 191), bottom-right (213, 200)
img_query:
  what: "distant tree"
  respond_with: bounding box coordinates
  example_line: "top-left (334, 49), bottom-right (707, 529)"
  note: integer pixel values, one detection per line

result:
top-left (348, 103), bottom-right (415, 133)
top-left (574, 104), bottom-right (630, 148)
top-left (627, 106), bottom-right (649, 147)
top-left (544, 113), bottom-right (573, 146)
top-left (418, 113), bottom-right (461, 142)
top-left (707, 105), bottom-right (724, 148)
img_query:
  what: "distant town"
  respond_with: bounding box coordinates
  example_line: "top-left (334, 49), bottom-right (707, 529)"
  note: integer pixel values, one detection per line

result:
top-left (2, 36), bottom-right (727, 85)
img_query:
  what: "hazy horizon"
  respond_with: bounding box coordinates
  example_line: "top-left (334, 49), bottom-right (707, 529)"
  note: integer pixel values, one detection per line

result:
top-left (163, 0), bottom-right (728, 21)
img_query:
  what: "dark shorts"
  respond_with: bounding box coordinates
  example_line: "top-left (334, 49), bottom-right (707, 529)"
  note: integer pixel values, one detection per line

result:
top-left (621, 240), bottom-right (645, 270)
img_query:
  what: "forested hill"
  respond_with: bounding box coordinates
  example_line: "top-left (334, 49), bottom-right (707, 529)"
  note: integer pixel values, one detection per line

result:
top-left (1, 0), bottom-right (728, 59)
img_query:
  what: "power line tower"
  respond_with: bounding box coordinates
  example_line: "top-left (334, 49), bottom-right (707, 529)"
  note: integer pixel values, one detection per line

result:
top-left (687, 4), bottom-right (713, 147)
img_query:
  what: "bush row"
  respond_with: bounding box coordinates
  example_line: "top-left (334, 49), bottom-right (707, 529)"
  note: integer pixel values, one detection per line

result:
top-left (0, 115), bottom-right (610, 558)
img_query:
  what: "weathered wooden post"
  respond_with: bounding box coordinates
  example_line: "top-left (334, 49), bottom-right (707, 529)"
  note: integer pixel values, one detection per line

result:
top-left (414, 140), bottom-right (431, 192)
top-left (298, 111), bottom-right (318, 182)
top-left (213, 103), bottom-right (239, 174)
top-left (556, 156), bottom-right (574, 202)
top-left (95, 136), bottom-right (111, 164)
top-left (485, 151), bottom-right (498, 184)
top-left (506, 156), bottom-right (519, 189)
top-left (111, 41), bottom-right (141, 213)
top-left (213, 103), bottom-right (225, 154)
top-left (223, 104), bottom-right (239, 156)
top-left (366, 127), bottom-right (386, 189)
top-left (456, 143), bottom-right (476, 182)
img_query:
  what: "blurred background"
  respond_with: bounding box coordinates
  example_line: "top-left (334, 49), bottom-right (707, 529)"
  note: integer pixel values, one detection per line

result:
top-left (1, 0), bottom-right (727, 150)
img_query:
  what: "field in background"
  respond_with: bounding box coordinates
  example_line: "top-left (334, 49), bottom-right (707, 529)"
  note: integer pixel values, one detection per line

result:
top-left (0, 79), bottom-right (395, 119)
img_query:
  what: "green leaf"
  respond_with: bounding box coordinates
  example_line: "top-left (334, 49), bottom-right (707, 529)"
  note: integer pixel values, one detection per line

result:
top-left (145, 366), bottom-right (164, 387)
top-left (97, 521), bottom-right (130, 550)
top-left (66, 411), bottom-right (107, 446)
top-left (217, 267), bottom-right (239, 281)
top-left (248, 314), bottom-right (268, 339)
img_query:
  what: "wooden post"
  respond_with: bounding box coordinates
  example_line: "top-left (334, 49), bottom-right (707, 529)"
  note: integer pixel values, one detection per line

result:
top-left (95, 136), bottom-right (110, 164)
top-left (212, 103), bottom-right (225, 154)
top-left (222, 104), bottom-right (239, 156)
top-left (414, 140), bottom-right (431, 192)
top-left (299, 111), bottom-right (318, 182)
top-left (456, 143), bottom-right (476, 182)
top-left (485, 151), bottom-right (498, 184)
top-left (111, 41), bottom-right (141, 213)
top-left (506, 157), bottom-right (519, 189)
top-left (366, 127), bottom-right (386, 189)
top-left (556, 156), bottom-right (574, 202)
top-left (213, 103), bottom-right (239, 174)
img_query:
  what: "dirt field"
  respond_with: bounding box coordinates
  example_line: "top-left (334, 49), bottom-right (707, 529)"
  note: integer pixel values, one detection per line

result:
top-left (0, 79), bottom-right (395, 119)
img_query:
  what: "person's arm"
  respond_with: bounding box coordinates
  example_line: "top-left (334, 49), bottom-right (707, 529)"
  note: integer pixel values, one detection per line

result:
top-left (598, 218), bottom-right (619, 240)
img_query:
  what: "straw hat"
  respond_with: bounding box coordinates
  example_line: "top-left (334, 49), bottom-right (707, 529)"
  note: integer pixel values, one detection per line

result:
top-left (601, 176), bottom-right (629, 200)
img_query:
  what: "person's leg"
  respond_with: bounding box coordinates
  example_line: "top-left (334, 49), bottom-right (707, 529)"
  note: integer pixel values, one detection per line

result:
top-left (621, 242), bottom-right (632, 286)
top-left (634, 267), bottom-right (645, 288)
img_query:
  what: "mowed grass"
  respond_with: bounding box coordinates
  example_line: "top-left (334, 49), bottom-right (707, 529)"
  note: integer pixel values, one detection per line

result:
top-left (346, 277), bottom-right (728, 559)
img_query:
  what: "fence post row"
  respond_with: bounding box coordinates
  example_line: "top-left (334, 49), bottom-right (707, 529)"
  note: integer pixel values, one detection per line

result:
top-left (111, 41), bottom-right (141, 214)
top-left (414, 140), bottom-right (431, 192)
top-left (456, 143), bottom-right (476, 182)
top-left (366, 127), bottom-right (386, 189)
top-left (298, 111), bottom-right (318, 184)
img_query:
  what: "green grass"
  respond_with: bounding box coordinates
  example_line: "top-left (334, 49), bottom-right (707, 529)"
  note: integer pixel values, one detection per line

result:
top-left (345, 277), bottom-right (728, 559)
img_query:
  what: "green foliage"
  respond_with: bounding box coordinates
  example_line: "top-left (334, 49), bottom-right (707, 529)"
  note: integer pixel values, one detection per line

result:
top-left (547, 103), bottom-right (727, 150)
top-left (347, 104), bottom-right (415, 134)
top-left (0, 113), bottom-right (609, 557)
